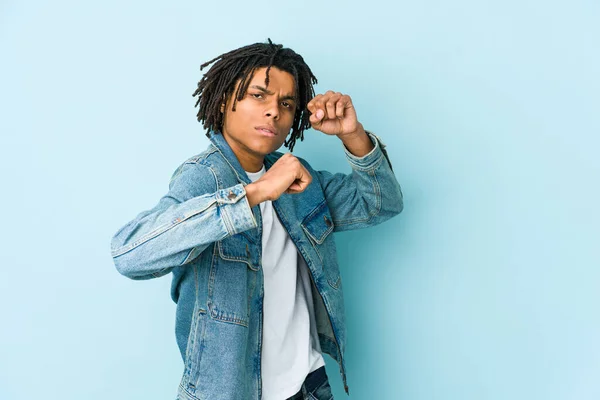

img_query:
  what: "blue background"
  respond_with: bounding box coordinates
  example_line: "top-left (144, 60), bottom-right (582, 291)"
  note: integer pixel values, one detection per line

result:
top-left (1, 1), bottom-right (599, 399)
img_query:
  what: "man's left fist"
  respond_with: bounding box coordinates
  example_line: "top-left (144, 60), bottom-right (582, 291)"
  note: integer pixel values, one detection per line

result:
top-left (307, 91), bottom-right (362, 138)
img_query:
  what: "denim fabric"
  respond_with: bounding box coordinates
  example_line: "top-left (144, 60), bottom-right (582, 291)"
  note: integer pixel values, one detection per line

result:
top-left (110, 129), bottom-right (403, 399)
top-left (287, 366), bottom-right (334, 400)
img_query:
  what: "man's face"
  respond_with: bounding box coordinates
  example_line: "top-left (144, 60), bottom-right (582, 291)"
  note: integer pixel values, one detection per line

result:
top-left (221, 66), bottom-right (297, 164)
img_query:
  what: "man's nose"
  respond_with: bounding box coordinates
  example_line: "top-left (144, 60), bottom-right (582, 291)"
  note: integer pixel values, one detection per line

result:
top-left (264, 99), bottom-right (279, 120)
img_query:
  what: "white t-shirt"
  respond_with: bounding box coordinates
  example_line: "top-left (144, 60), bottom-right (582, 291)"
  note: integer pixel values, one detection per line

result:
top-left (245, 165), bottom-right (325, 400)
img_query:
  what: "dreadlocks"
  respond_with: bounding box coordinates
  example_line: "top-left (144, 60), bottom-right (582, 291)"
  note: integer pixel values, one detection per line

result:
top-left (192, 39), bottom-right (318, 152)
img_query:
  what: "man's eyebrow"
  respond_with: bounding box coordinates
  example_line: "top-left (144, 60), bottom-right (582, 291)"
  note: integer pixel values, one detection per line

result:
top-left (249, 85), bottom-right (296, 102)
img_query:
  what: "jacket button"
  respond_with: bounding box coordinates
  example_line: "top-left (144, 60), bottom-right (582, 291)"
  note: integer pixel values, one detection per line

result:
top-left (227, 191), bottom-right (236, 200)
top-left (324, 215), bottom-right (332, 227)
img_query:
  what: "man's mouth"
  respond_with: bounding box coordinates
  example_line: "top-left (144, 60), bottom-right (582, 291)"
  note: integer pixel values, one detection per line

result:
top-left (255, 125), bottom-right (277, 137)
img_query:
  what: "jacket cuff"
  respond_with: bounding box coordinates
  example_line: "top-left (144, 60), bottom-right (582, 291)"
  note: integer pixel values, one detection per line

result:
top-left (342, 130), bottom-right (391, 171)
top-left (215, 184), bottom-right (258, 234)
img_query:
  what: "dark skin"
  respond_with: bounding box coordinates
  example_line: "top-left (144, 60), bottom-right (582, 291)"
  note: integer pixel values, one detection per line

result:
top-left (221, 67), bottom-right (297, 172)
top-left (220, 66), bottom-right (374, 206)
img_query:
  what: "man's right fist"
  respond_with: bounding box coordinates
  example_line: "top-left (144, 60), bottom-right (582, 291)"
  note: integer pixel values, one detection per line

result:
top-left (245, 153), bottom-right (313, 207)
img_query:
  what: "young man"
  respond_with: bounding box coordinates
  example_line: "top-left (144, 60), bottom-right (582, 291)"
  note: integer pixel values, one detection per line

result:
top-left (111, 39), bottom-right (403, 400)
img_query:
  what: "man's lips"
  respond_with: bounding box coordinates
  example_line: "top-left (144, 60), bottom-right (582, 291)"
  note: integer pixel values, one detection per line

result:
top-left (255, 125), bottom-right (277, 137)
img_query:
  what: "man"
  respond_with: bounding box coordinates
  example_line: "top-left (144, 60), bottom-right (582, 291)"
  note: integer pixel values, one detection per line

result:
top-left (111, 39), bottom-right (403, 400)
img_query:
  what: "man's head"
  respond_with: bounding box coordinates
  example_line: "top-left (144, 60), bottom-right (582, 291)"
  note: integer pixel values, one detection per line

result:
top-left (192, 39), bottom-right (317, 153)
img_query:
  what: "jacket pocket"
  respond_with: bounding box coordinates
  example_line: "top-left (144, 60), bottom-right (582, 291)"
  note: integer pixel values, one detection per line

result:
top-left (180, 305), bottom-right (207, 398)
top-left (208, 233), bottom-right (258, 327)
top-left (301, 201), bottom-right (341, 290)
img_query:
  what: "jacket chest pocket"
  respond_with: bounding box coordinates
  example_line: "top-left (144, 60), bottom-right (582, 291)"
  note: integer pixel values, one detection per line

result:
top-left (209, 232), bottom-right (259, 327)
top-left (301, 201), bottom-right (341, 290)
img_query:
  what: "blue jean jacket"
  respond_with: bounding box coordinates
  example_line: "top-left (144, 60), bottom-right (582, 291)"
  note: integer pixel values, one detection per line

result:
top-left (110, 130), bottom-right (403, 400)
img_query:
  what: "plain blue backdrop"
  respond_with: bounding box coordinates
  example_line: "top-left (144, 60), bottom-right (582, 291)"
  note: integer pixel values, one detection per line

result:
top-left (1, 1), bottom-right (599, 399)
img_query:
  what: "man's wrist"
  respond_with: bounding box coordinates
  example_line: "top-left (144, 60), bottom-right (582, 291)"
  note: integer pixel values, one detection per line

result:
top-left (337, 123), bottom-right (374, 157)
top-left (245, 182), bottom-right (265, 207)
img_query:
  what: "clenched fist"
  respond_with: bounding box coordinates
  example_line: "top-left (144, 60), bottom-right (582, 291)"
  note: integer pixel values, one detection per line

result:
top-left (245, 153), bottom-right (312, 207)
top-left (307, 90), bottom-right (362, 138)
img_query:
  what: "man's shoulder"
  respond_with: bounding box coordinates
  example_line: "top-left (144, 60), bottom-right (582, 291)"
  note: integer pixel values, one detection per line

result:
top-left (179, 143), bottom-right (219, 166)
top-left (168, 144), bottom-right (221, 189)
top-left (173, 141), bottom-right (237, 175)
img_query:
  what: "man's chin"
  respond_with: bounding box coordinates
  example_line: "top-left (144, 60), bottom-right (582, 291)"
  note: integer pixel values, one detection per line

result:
top-left (250, 141), bottom-right (285, 155)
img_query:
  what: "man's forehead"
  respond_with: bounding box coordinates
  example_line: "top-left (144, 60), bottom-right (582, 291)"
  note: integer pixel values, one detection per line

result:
top-left (249, 67), bottom-right (295, 92)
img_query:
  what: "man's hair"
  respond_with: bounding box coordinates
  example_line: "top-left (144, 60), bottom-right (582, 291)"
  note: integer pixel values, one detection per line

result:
top-left (192, 39), bottom-right (318, 152)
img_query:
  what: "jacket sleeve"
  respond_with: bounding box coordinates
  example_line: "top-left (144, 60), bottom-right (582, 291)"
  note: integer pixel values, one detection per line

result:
top-left (110, 162), bottom-right (257, 280)
top-left (314, 131), bottom-right (404, 232)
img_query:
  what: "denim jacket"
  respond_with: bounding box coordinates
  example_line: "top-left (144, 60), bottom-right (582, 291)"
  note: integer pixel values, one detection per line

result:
top-left (110, 129), bottom-right (403, 400)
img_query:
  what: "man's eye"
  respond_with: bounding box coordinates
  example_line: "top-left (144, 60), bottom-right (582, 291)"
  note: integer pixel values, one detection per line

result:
top-left (281, 102), bottom-right (292, 109)
top-left (251, 93), bottom-right (263, 99)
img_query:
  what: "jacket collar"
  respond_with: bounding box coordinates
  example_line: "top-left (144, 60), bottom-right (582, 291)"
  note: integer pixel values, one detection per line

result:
top-left (206, 130), bottom-right (277, 185)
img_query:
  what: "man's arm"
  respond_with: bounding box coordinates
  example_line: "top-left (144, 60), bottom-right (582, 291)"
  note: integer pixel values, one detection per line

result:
top-left (305, 91), bottom-right (403, 231)
top-left (110, 162), bottom-right (257, 280)
top-left (337, 122), bottom-right (374, 158)
top-left (312, 130), bottom-right (403, 232)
